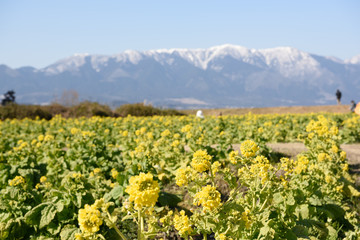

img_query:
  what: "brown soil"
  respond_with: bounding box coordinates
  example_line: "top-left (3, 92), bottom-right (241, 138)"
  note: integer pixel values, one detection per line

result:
top-left (182, 104), bottom-right (353, 115)
top-left (267, 143), bottom-right (360, 164)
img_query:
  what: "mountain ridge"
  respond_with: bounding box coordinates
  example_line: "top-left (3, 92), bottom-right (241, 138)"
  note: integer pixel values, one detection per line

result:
top-left (1, 44), bottom-right (360, 108)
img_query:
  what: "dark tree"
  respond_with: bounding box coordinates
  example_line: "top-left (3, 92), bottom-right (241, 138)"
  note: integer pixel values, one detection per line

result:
top-left (1, 90), bottom-right (16, 106)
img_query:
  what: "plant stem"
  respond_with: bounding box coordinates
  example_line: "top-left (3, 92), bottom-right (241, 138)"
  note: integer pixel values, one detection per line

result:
top-left (106, 210), bottom-right (128, 240)
top-left (114, 225), bottom-right (128, 240)
top-left (138, 209), bottom-right (145, 240)
top-left (203, 233), bottom-right (207, 240)
top-left (259, 198), bottom-right (268, 212)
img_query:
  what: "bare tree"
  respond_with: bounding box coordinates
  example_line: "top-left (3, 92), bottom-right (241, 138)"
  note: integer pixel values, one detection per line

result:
top-left (57, 90), bottom-right (79, 106)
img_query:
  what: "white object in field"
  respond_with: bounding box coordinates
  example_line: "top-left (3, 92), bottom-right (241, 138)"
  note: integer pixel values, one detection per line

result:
top-left (196, 110), bottom-right (204, 118)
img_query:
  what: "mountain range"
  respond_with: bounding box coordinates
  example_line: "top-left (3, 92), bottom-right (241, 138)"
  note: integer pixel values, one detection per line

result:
top-left (1, 44), bottom-right (360, 108)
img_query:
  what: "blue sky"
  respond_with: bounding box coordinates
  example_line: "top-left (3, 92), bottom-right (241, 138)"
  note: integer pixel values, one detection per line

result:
top-left (1, 0), bottom-right (359, 68)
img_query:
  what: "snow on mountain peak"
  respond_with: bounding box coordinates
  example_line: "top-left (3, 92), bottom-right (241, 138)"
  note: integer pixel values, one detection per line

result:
top-left (257, 46), bottom-right (320, 77)
top-left (41, 44), bottom-right (347, 77)
top-left (43, 54), bottom-right (90, 74)
top-left (346, 54), bottom-right (360, 64)
top-left (114, 50), bottom-right (143, 64)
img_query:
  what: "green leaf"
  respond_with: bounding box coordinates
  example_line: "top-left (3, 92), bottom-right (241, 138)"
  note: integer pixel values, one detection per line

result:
top-left (273, 192), bottom-right (283, 204)
top-left (284, 229), bottom-right (297, 240)
top-left (40, 204), bottom-right (57, 228)
top-left (60, 226), bottom-right (79, 240)
top-left (24, 203), bottom-right (49, 226)
top-left (327, 225), bottom-right (338, 240)
top-left (56, 201), bottom-right (64, 212)
top-left (292, 225), bottom-right (308, 238)
top-left (157, 191), bottom-right (182, 207)
top-left (286, 194), bottom-right (295, 206)
top-left (110, 185), bottom-right (124, 199)
top-left (47, 221), bottom-right (62, 235)
top-left (316, 204), bottom-right (344, 220)
top-left (297, 204), bottom-right (309, 219)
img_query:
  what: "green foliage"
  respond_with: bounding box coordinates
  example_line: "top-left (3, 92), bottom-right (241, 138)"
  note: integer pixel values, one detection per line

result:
top-left (114, 103), bottom-right (184, 117)
top-left (0, 113), bottom-right (359, 239)
top-left (0, 102), bottom-right (185, 120)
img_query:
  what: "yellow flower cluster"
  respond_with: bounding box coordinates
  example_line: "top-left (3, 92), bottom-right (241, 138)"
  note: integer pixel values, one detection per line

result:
top-left (306, 115), bottom-right (338, 138)
top-left (294, 155), bottom-right (309, 174)
top-left (240, 140), bottom-right (259, 158)
top-left (241, 208), bottom-right (252, 229)
top-left (9, 176), bottom-right (25, 186)
top-left (78, 204), bottom-right (103, 233)
top-left (160, 129), bottom-right (171, 137)
top-left (215, 233), bottom-right (233, 240)
top-left (317, 153), bottom-right (330, 162)
top-left (175, 167), bottom-right (192, 187)
top-left (211, 161), bottom-right (221, 175)
top-left (173, 210), bottom-right (192, 237)
top-left (125, 172), bottom-right (160, 209)
top-left (191, 150), bottom-right (212, 172)
top-left (111, 168), bottom-right (118, 179)
top-left (194, 185), bottom-right (222, 212)
top-left (229, 150), bottom-right (239, 164)
top-left (13, 141), bottom-right (29, 151)
top-left (249, 156), bottom-right (273, 184)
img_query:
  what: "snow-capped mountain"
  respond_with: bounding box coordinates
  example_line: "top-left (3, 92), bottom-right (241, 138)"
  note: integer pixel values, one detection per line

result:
top-left (1, 44), bottom-right (360, 108)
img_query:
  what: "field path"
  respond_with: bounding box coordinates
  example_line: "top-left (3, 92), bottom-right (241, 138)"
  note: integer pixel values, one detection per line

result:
top-left (230, 142), bottom-right (360, 174)
top-left (266, 143), bottom-right (360, 177)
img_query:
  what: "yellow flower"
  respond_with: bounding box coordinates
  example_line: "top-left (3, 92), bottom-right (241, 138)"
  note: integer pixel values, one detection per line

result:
top-left (330, 145), bottom-right (338, 153)
top-left (111, 168), bottom-right (118, 179)
top-left (211, 161), bottom-right (221, 175)
top-left (38, 134), bottom-right (44, 142)
top-left (229, 150), bottom-right (239, 164)
top-left (294, 155), bottom-right (309, 174)
top-left (240, 140), bottom-right (259, 158)
top-left (93, 168), bottom-right (101, 174)
top-left (72, 172), bottom-right (82, 178)
top-left (191, 150), bottom-right (212, 172)
top-left (181, 124), bottom-right (192, 133)
top-left (340, 151), bottom-right (347, 160)
top-left (194, 185), bottom-right (222, 212)
top-left (171, 140), bottom-right (180, 148)
top-left (216, 233), bottom-right (226, 240)
top-left (325, 175), bottom-right (333, 183)
top-left (44, 135), bottom-right (54, 141)
top-left (174, 210), bottom-right (192, 237)
top-left (175, 167), bottom-right (192, 187)
top-left (78, 204), bottom-right (103, 233)
top-left (317, 153), bottom-right (329, 162)
top-left (40, 176), bottom-right (47, 183)
top-left (242, 208), bottom-right (252, 229)
top-left (9, 176), bottom-right (25, 186)
top-left (161, 129), bottom-right (171, 137)
top-left (125, 172), bottom-right (160, 209)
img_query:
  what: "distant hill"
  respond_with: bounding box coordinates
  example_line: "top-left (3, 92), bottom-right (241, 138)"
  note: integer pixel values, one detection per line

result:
top-left (1, 44), bottom-right (360, 108)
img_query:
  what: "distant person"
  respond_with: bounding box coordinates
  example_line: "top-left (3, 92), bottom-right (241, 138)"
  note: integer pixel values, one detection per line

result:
top-left (335, 89), bottom-right (342, 105)
top-left (350, 100), bottom-right (357, 113)
top-left (196, 110), bottom-right (204, 119)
